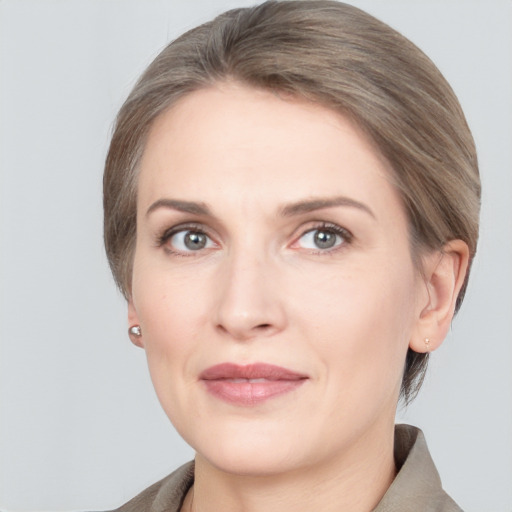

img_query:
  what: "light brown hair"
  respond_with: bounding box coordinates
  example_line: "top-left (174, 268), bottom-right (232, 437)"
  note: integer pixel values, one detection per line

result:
top-left (104, 0), bottom-right (480, 402)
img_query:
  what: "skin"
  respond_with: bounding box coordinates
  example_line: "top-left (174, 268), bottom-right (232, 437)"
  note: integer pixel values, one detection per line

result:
top-left (128, 83), bottom-right (469, 512)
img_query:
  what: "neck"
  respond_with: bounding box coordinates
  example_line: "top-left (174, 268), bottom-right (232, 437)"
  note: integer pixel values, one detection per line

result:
top-left (190, 423), bottom-right (397, 512)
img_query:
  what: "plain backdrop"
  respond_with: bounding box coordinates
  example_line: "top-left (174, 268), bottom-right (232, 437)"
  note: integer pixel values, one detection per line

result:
top-left (0, 1), bottom-right (511, 511)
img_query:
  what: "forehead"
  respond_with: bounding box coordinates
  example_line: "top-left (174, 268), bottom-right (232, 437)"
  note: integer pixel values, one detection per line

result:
top-left (138, 83), bottom-right (401, 218)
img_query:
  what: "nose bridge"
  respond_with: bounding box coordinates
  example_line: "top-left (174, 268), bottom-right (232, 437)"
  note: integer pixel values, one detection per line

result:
top-left (214, 238), bottom-right (285, 340)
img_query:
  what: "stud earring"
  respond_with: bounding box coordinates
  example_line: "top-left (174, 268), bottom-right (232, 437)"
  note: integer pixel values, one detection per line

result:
top-left (424, 337), bottom-right (431, 352)
top-left (129, 325), bottom-right (142, 337)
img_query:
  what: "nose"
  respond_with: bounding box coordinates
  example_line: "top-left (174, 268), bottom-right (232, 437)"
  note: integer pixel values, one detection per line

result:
top-left (213, 249), bottom-right (287, 341)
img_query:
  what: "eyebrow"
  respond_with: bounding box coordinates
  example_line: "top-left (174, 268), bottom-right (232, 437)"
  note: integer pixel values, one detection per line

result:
top-left (146, 199), bottom-right (212, 217)
top-left (280, 196), bottom-right (376, 219)
top-left (146, 195), bottom-right (375, 219)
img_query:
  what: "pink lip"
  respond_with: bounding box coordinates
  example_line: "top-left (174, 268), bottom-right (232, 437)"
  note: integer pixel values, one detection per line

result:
top-left (200, 363), bottom-right (308, 406)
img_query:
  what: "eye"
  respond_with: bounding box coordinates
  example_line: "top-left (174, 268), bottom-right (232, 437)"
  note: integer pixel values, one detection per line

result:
top-left (295, 225), bottom-right (349, 251)
top-left (165, 229), bottom-right (215, 253)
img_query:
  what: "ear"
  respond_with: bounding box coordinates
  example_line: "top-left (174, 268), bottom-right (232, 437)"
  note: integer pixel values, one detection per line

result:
top-left (127, 297), bottom-right (144, 348)
top-left (409, 240), bottom-right (470, 353)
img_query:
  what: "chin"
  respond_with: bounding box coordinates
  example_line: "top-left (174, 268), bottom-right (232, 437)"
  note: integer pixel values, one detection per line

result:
top-left (181, 417), bottom-right (311, 476)
top-left (199, 443), bottom-right (303, 477)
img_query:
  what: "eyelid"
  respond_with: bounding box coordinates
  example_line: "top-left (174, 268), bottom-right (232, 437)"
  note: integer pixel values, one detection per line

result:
top-left (289, 221), bottom-right (353, 252)
top-left (157, 222), bottom-right (204, 243)
top-left (156, 222), bottom-right (219, 255)
top-left (155, 220), bottom-right (352, 255)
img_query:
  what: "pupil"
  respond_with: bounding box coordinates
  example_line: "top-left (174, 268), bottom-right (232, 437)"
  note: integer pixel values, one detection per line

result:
top-left (314, 230), bottom-right (336, 249)
top-left (184, 232), bottom-right (206, 250)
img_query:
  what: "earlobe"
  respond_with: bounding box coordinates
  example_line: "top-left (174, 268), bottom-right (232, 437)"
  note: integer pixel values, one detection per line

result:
top-left (409, 240), bottom-right (469, 353)
top-left (128, 298), bottom-right (144, 348)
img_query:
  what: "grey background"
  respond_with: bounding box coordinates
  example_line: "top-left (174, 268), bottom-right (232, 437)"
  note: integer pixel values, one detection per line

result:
top-left (0, 1), bottom-right (511, 510)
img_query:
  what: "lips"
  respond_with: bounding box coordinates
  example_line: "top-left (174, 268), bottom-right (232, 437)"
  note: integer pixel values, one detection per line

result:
top-left (200, 363), bottom-right (308, 406)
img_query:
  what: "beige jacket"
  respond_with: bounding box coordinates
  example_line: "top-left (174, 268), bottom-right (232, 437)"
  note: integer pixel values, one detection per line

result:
top-left (110, 424), bottom-right (462, 512)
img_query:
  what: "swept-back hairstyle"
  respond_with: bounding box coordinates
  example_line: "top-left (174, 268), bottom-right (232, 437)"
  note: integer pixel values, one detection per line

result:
top-left (104, 0), bottom-right (480, 402)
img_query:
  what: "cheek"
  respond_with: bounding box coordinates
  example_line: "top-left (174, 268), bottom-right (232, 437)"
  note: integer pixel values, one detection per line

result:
top-left (131, 260), bottom-right (209, 384)
top-left (133, 249), bottom-right (209, 326)
top-left (291, 260), bottom-right (418, 394)
top-left (131, 273), bottom-right (208, 439)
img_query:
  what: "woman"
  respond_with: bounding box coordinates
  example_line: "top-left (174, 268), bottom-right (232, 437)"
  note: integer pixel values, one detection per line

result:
top-left (103, 1), bottom-right (479, 510)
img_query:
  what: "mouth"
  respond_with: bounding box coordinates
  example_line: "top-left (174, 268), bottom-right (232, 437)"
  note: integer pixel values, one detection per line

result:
top-left (200, 363), bottom-right (308, 406)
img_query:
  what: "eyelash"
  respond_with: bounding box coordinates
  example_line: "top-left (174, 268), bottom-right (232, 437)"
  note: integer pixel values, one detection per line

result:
top-left (157, 223), bottom-right (214, 256)
top-left (156, 221), bottom-right (353, 256)
top-left (293, 222), bottom-right (353, 254)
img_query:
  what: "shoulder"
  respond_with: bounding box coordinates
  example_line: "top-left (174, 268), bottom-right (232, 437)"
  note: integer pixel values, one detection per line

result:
top-left (106, 461), bottom-right (194, 512)
top-left (374, 424), bottom-right (463, 512)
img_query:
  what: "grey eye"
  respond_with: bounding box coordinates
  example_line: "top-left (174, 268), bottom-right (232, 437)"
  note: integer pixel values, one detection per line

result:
top-left (184, 232), bottom-right (207, 250)
top-left (170, 230), bottom-right (213, 252)
top-left (298, 228), bottom-right (344, 250)
top-left (313, 230), bottom-right (338, 249)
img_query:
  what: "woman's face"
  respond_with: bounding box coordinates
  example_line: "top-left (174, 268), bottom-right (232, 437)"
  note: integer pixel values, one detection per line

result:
top-left (130, 83), bottom-right (426, 475)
